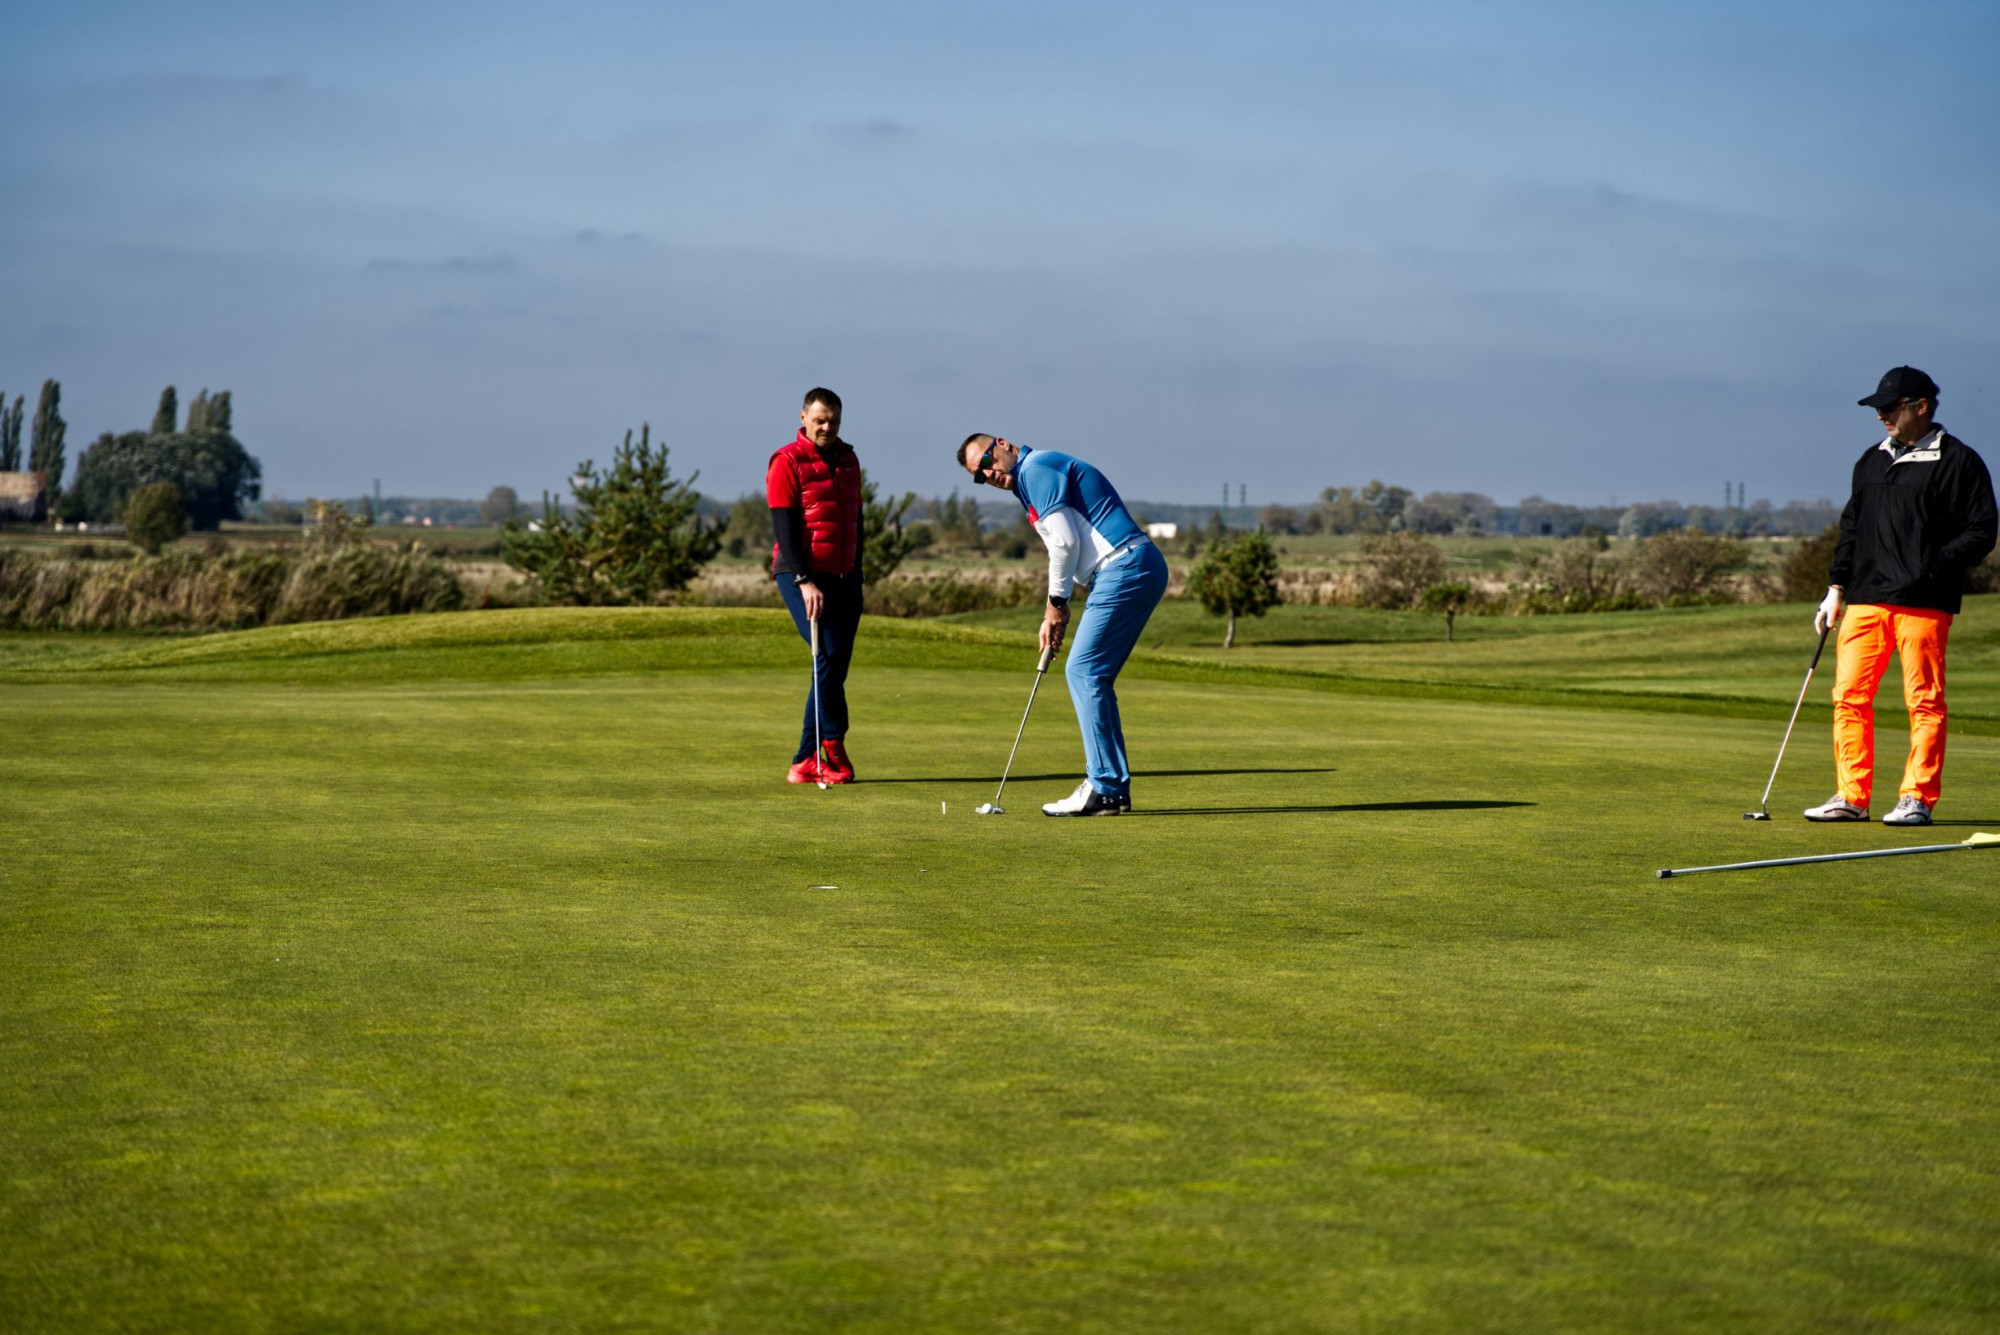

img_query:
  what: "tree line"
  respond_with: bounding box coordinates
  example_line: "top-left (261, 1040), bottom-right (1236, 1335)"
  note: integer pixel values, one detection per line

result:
top-left (0, 380), bottom-right (262, 533)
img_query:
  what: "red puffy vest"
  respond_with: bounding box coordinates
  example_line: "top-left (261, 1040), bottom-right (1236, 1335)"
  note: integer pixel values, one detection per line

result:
top-left (766, 432), bottom-right (862, 575)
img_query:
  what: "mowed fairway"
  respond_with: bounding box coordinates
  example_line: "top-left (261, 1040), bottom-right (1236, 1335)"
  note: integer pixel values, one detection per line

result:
top-left (3, 610), bottom-right (1998, 1332)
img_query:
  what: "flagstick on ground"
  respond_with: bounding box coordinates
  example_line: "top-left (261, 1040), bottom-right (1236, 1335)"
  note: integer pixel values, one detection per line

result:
top-left (1658, 832), bottom-right (2000, 879)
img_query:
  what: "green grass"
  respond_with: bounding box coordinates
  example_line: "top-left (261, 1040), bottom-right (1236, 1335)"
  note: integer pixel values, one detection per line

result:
top-left (4, 608), bottom-right (1998, 1332)
top-left (948, 594), bottom-right (2000, 725)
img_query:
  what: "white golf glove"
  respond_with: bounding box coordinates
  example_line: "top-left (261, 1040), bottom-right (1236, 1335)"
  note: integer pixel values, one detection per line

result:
top-left (1814, 586), bottom-right (1844, 636)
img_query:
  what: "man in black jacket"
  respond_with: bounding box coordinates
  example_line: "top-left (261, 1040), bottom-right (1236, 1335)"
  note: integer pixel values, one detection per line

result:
top-left (1806, 367), bottom-right (1997, 825)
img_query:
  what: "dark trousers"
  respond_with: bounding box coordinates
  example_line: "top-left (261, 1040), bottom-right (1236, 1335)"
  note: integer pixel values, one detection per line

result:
top-left (776, 569), bottom-right (863, 762)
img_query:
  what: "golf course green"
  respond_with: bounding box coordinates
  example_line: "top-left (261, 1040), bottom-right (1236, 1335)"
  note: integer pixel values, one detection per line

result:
top-left (4, 605), bottom-right (1997, 1332)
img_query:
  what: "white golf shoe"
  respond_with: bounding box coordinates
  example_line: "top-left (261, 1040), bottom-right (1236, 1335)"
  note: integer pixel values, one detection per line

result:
top-left (1041, 781), bottom-right (1123, 817)
top-left (1802, 795), bottom-right (1868, 822)
top-left (1882, 795), bottom-right (1934, 826)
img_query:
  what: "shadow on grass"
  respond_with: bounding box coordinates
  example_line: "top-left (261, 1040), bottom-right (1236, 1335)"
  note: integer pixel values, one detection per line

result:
top-left (866, 766), bottom-right (1341, 785)
top-left (1129, 799), bottom-right (1534, 817)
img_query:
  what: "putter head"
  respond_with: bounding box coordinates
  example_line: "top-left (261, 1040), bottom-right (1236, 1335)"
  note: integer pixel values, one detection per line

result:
top-left (1744, 811), bottom-right (1771, 821)
top-left (975, 802), bottom-right (1003, 815)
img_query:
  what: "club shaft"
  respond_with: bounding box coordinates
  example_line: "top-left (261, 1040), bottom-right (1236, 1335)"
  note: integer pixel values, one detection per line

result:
top-left (1660, 840), bottom-right (1984, 878)
top-left (810, 618), bottom-right (822, 778)
top-left (990, 647), bottom-right (1056, 807)
top-left (1756, 626), bottom-right (1830, 811)
top-left (991, 674), bottom-right (1045, 806)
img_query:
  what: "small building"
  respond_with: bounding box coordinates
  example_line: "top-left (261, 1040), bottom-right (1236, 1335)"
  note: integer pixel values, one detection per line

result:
top-left (1146, 522), bottom-right (1179, 541)
top-left (0, 472), bottom-right (46, 522)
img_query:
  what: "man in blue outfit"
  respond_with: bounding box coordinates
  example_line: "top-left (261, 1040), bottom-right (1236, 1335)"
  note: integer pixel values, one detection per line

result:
top-left (957, 433), bottom-right (1170, 816)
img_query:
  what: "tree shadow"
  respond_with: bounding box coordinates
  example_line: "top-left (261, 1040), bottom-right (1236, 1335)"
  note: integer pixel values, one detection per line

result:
top-left (865, 766), bottom-right (1341, 785)
top-left (1129, 799), bottom-right (1533, 817)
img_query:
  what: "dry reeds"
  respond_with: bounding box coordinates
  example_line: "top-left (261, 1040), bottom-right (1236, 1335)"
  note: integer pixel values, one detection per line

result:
top-left (0, 543), bottom-right (464, 632)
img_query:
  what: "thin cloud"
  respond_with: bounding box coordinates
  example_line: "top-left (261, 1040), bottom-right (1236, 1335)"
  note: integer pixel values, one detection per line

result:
top-left (832, 118), bottom-right (917, 140)
top-left (364, 255), bottom-right (520, 274)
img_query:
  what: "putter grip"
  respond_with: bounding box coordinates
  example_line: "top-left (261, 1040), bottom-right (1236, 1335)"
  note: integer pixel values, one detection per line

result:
top-left (1808, 624), bottom-right (1829, 671)
top-left (1037, 644), bottom-right (1055, 673)
top-left (811, 619), bottom-right (820, 659)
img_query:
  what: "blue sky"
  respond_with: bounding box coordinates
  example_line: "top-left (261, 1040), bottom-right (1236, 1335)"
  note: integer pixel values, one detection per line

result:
top-left (2, 0), bottom-right (1996, 507)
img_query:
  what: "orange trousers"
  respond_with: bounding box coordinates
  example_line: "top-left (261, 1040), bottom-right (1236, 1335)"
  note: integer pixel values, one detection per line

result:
top-left (1832, 603), bottom-right (1952, 809)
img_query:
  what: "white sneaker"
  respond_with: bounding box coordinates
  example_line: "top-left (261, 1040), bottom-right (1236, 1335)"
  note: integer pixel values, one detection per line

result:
top-left (1041, 780), bottom-right (1123, 817)
top-left (1803, 795), bottom-right (1868, 822)
top-left (1882, 795), bottom-right (1933, 826)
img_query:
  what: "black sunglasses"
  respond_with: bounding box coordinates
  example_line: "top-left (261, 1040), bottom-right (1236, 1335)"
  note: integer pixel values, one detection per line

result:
top-left (971, 443), bottom-right (998, 485)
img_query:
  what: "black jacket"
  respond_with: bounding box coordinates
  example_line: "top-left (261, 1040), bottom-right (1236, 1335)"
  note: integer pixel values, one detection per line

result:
top-left (1830, 428), bottom-right (1997, 614)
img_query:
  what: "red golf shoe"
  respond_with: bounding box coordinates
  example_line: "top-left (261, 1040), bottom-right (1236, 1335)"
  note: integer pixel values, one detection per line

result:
top-left (787, 757), bottom-right (829, 785)
top-left (820, 739), bottom-right (856, 784)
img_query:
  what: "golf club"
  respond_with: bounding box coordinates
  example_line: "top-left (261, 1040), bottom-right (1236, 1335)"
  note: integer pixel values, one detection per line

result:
top-left (810, 615), bottom-right (826, 790)
top-left (1660, 831), bottom-right (2000, 878)
top-left (976, 643), bottom-right (1057, 815)
top-left (1746, 624), bottom-right (1831, 820)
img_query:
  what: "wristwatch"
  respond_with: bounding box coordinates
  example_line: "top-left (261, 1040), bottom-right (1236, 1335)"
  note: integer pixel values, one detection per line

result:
top-left (1048, 595), bottom-right (1069, 610)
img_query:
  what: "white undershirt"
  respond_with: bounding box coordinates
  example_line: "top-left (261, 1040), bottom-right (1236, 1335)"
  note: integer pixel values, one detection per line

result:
top-left (1034, 507), bottom-right (1124, 598)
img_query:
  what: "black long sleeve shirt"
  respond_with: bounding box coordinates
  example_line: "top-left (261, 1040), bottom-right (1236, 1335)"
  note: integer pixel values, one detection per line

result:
top-left (1830, 427), bottom-right (1997, 614)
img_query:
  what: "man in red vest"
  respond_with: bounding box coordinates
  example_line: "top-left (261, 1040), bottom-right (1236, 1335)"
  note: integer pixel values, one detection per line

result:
top-left (768, 387), bottom-right (866, 784)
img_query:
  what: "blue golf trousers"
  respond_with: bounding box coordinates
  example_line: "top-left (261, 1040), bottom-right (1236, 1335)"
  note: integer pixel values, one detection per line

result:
top-left (776, 569), bottom-right (863, 763)
top-left (1065, 541), bottom-right (1169, 798)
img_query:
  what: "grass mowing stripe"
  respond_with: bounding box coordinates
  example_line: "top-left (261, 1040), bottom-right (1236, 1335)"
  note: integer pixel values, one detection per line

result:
top-left (10, 606), bottom-right (1996, 737)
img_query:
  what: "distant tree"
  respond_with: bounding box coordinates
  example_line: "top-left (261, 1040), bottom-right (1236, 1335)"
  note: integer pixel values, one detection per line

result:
top-left (185, 389), bottom-right (210, 432)
top-left (151, 386), bottom-right (178, 437)
top-left (502, 423), bottom-right (721, 605)
top-left (1406, 491), bottom-right (1497, 536)
top-left (29, 380), bottom-right (66, 493)
top-left (1419, 582), bottom-right (1474, 641)
top-left (1618, 501), bottom-right (1690, 539)
top-left (207, 391), bottom-right (233, 434)
top-left (123, 481), bottom-right (188, 554)
top-left (1186, 529), bottom-right (1283, 648)
top-left (1630, 531), bottom-right (1746, 605)
top-left (479, 485), bottom-right (519, 527)
top-left (924, 490), bottom-right (987, 551)
top-left (0, 394), bottom-right (22, 471)
top-left (861, 479), bottom-right (919, 584)
top-left (70, 415), bottom-right (261, 531)
top-left (1520, 539), bottom-right (1635, 613)
top-left (261, 493), bottom-right (304, 525)
top-left (1258, 503), bottom-right (1304, 535)
top-left (720, 492), bottom-right (775, 560)
top-left (1203, 510), bottom-right (1228, 543)
top-left (1781, 525), bottom-right (1841, 604)
top-left (1354, 532), bottom-right (1445, 609)
top-left (1316, 479), bottom-right (1413, 535)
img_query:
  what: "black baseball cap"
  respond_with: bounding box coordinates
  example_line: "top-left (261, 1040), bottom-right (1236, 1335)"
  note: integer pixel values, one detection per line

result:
top-left (1859, 366), bottom-right (1940, 409)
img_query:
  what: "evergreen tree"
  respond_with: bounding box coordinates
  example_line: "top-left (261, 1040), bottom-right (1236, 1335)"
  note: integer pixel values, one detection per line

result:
top-left (29, 380), bottom-right (65, 491)
top-left (208, 391), bottom-right (232, 434)
top-left (185, 389), bottom-right (210, 433)
top-left (151, 386), bottom-right (178, 436)
top-left (0, 394), bottom-right (22, 471)
top-left (501, 424), bottom-right (721, 605)
top-left (860, 479), bottom-right (919, 584)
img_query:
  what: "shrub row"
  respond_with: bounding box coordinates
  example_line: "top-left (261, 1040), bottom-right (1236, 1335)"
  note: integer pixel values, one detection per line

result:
top-left (0, 542), bottom-right (464, 631)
